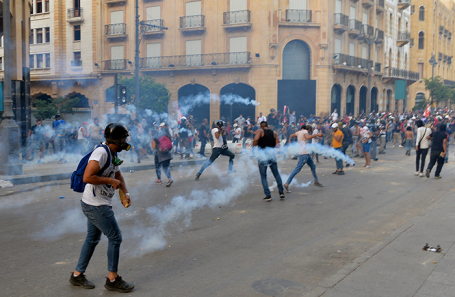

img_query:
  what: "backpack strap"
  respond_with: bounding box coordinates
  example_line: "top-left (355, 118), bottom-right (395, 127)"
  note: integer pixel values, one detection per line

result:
top-left (97, 144), bottom-right (112, 176)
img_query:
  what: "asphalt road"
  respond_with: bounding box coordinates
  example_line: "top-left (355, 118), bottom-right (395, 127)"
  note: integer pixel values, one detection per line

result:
top-left (1, 147), bottom-right (454, 297)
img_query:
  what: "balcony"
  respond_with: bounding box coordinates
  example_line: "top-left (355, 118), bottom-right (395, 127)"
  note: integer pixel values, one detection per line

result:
top-left (280, 10), bottom-right (319, 28)
top-left (334, 13), bottom-right (349, 33)
top-left (104, 0), bottom-right (127, 5)
top-left (71, 60), bottom-right (82, 67)
top-left (105, 24), bottom-right (127, 39)
top-left (103, 59), bottom-right (128, 71)
top-left (142, 19), bottom-right (165, 37)
top-left (362, 24), bottom-right (375, 37)
top-left (179, 15), bottom-right (206, 34)
top-left (333, 53), bottom-right (368, 72)
top-left (375, 63), bottom-right (381, 73)
top-left (397, 0), bottom-right (411, 10)
top-left (362, 0), bottom-right (374, 9)
top-left (348, 19), bottom-right (362, 37)
top-left (376, 0), bottom-right (385, 13)
top-left (397, 31), bottom-right (410, 47)
top-left (139, 52), bottom-right (252, 71)
top-left (410, 38), bottom-right (414, 48)
top-left (67, 8), bottom-right (83, 23)
top-left (223, 10), bottom-right (252, 31)
top-left (383, 67), bottom-right (419, 82)
top-left (375, 29), bottom-right (384, 44)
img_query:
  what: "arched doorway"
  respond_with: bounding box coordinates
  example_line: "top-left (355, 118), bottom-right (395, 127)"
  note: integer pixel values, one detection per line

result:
top-left (386, 89), bottom-right (392, 111)
top-left (359, 86), bottom-right (367, 114)
top-left (371, 87), bottom-right (378, 113)
top-left (220, 83), bottom-right (256, 123)
top-left (65, 91), bottom-right (90, 108)
top-left (178, 84), bottom-right (210, 125)
top-left (331, 84), bottom-right (341, 115)
top-left (31, 93), bottom-right (52, 107)
top-left (282, 40), bottom-right (311, 79)
top-left (346, 85), bottom-right (355, 115)
top-left (415, 92), bottom-right (425, 110)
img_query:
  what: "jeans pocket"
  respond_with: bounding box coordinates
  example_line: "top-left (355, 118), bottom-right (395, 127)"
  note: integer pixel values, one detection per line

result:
top-left (83, 209), bottom-right (97, 223)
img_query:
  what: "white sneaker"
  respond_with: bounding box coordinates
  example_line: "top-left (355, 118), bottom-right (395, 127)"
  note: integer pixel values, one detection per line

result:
top-left (398, 145), bottom-right (403, 148)
top-left (365, 165), bottom-right (371, 168)
top-left (419, 172), bottom-right (424, 177)
top-left (392, 145), bottom-right (395, 148)
top-left (415, 171), bottom-right (419, 176)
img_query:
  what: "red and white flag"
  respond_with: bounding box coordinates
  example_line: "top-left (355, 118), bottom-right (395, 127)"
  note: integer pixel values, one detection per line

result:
top-left (283, 105), bottom-right (288, 115)
top-left (424, 105), bottom-right (431, 117)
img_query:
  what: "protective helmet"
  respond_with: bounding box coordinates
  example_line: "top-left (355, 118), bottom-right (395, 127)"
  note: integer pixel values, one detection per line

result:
top-left (216, 120), bottom-right (225, 127)
top-left (104, 123), bottom-right (131, 151)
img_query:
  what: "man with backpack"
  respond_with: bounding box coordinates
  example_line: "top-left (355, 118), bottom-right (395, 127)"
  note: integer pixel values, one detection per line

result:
top-left (69, 123), bottom-right (134, 293)
top-left (152, 122), bottom-right (173, 187)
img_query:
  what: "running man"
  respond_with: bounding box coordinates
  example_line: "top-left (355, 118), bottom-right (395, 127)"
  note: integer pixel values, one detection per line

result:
top-left (195, 120), bottom-right (235, 180)
top-left (284, 124), bottom-right (324, 193)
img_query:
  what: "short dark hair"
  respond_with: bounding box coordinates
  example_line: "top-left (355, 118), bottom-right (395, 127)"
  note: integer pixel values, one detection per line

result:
top-left (260, 121), bottom-right (268, 128)
top-left (439, 124), bottom-right (447, 132)
top-left (416, 120), bottom-right (424, 127)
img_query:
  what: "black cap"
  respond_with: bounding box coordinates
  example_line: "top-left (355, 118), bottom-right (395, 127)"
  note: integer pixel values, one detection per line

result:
top-left (104, 123), bottom-right (130, 141)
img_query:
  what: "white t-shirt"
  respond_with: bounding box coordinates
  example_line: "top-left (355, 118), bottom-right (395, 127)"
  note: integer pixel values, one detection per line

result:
top-left (257, 116), bottom-right (267, 124)
top-left (212, 128), bottom-right (222, 148)
top-left (296, 130), bottom-right (309, 155)
top-left (234, 127), bottom-right (242, 139)
top-left (88, 123), bottom-right (104, 140)
top-left (312, 128), bottom-right (319, 144)
top-left (360, 126), bottom-right (372, 144)
top-left (82, 145), bottom-right (120, 206)
top-left (332, 112), bottom-right (338, 122)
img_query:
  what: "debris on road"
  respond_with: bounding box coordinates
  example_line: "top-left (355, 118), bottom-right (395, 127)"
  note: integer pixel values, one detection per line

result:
top-left (423, 243), bottom-right (442, 253)
top-left (0, 180), bottom-right (13, 188)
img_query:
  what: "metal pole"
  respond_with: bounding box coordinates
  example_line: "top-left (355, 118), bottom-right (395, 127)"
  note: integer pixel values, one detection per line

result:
top-left (432, 64), bottom-right (435, 79)
top-left (367, 42), bottom-right (371, 113)
top-left (114, 73), bottom-right (118, 115)
top-left (2, 0), bottom-right (13, 120)
top-left (135, 0), bottom-right (140, 116)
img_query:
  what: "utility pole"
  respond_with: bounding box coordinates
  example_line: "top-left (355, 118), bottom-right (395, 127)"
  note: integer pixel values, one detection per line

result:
top-left (134, 2), bottom-right (167, 118)
top-left (0, 0), bottom-right (23, 175)
top-left (114, 73), bottom-right (119, 115)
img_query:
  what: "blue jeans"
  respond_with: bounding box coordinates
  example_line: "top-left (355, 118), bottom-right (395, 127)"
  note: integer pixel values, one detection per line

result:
top-left (76, 201), bottom-right (122, 273)
top-left (155, 154), bottom-right (171, 180)
top-left (405, 139), bottom-right (413, 154)
top-left (286, 154), bottom-right (318, 185)
top-left (371, 139), bottom-right (377, 159)
top-left (334, 147), bottom-right (343, 170)
top-left (445, 143), bottom-right (450, 162)
top-left (258, 159), bottom-right (283, 196)
top-left (198, 148), bottom-right (235, 175)
top-left (199, 138), bottom-right (207, 155)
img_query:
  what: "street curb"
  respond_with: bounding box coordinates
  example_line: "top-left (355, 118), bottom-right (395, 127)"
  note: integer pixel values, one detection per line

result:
top-left (1, 159), bottom-right (206, 185)
top-left (306, 192), bottom-right (452, 297)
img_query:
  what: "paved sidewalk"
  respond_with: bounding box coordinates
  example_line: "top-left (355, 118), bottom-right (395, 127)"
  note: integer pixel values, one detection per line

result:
top-left (307, 188), bottom-right (455, 297)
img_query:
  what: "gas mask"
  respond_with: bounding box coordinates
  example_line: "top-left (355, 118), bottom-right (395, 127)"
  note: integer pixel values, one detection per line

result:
top-left (109, 139), bottom-right (131, 153)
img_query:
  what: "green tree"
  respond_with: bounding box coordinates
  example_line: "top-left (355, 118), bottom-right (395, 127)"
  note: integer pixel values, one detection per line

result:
top-left (424, 76), bottom-right (450, 104)
top-left (34, 96), bottom-right (79, 120)
top-left (412, 95), bottom-right (430, 111)
top-left (118, 75), bottom-right (170, 113)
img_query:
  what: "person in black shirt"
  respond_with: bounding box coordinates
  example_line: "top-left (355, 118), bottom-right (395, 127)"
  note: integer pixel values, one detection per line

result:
top-left (392, 121), bottom-right (402, 147)
top-left (198, 119), bottom-right (208, 156)
top-left (426, 124), bottom-right (448, 179)
top-left (267, 109), bottom-right (278, 131)
top-left (253, 121), bottom-right (284, 201)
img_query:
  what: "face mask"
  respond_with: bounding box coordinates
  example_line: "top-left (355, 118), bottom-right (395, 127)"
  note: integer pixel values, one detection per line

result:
top-left (359, 124), bottom-right (364, 128)
top-left (113, 140), bottom-right (131, 153)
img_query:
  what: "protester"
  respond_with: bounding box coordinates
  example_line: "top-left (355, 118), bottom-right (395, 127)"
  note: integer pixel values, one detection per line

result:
top-left (404, 126), bottom-right (414, 156)
top-left (77, 122), bottom-right (88, 155)
top-left (331, 123), bottom-right (345, 175)
top-left (426, 124), bottom-right (448, 179)
top-left (152, 123), bottom-right (173, 187)
top-left (198, 119), bottom-right (208, 156)
top-left (70, 123), bottom-right (134, 293)
top-left (253, 121), bottom-right (285, 201)
top-left (359, 121), bottom-right (372, 168)
top-left (284, 124), bottom-right (324, 193)
top-left (415, 120), bottom-right (431, 177)
top-left (87, 117), bottom-right (104, 151)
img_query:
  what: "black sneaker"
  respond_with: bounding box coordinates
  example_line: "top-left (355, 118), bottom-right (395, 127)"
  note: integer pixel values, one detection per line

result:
top-left (263, 196), bottom-right (272, 202)
top-left (284, 184), bottom-right (291, 193)
top-left (426, 169), bottom-right (430, 178)
top-left (314, 181), bottom-right (324, 187)
top-left (279, 193), bottom-right (285, 200)
top-left (69, 273), bottom-right (95, 289)
top-left (195, 173), bottom-right (201, 180)
top-left (166, 180), bottom-right (173, 187)
top-left (337, 171), bottom-right (345, 175)
top-left (104, 276), bottom-right (134, 293)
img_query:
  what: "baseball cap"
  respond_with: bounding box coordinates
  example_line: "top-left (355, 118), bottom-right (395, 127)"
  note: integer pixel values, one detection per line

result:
top-left (159, 122), bottom-right (166, 127)
top-left (331, 123), bottom-right (338, 129)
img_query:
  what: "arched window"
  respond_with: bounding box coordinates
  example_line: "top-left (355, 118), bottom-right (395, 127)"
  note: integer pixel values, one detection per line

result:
top-left (282, 40), bottom-right (311, 80)
top-left (419, 6), bottom-right (425, 21)
top-left (418, 31), bottom-right (425, 49)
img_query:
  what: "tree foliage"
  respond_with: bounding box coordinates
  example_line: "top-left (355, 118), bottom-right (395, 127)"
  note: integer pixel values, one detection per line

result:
top-left (33, 96), bottom-right (80, 120)
top-left (118, 75), bottom-right (170, 113)
top-left (424, 76), bottom-right (452, 104)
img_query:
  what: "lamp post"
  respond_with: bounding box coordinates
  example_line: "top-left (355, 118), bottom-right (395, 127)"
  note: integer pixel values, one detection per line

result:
top-left (135, 0), bottom-right (168, 117)
top-left (357, 26), bottom-right (382, 114)
top-left (0, 0), bottom-right (23, 175)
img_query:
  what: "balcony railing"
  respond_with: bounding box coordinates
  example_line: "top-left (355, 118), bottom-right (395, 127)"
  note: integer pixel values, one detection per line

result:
top-left (377, 0), bottom-right (385, 11)
top-left (180, 15), bottom-right (205, 29)
top-left (333, 53), bottom-right (368, 69)
top-left (362, 0), bottom-right (374, 8)
top-left (285, 9), bottom-right (312, 22)
top-left (105, 23), bottom-right (127, 36)
top-left (398, 0), bottom-right (411, 10)
top-left (142, 19), bottom-right (165, 34)
top-left (140, 52), bottom-right (251, 69)
top-left (349, 19), bottom-right (362, 32)
top-left (223, 10), bottom-right (251, 24)
top-left (375, 63), bottom-right (381, 73)
top-left (397, 31), bottom-right (410, 46)
top-left (103, 59), bottom-right (128, 70)
top-left (71, 60), bottom-right (82, 67)
top-left (376, 29), bottom-right (384, 44)
top-left (67, 8), bottom-right (82, 19)
top-left (384, 67), bottom-right (419, 80)
top-left (334, 13), bottom-right (349, 27)
top-left (361, 24), bottom-right (374, 36)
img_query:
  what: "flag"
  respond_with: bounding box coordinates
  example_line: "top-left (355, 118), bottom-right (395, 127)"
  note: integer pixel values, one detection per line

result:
top-left (424, 105), bottom-right (431, 117)
top-left (283, 105), bottom-right (288, 115)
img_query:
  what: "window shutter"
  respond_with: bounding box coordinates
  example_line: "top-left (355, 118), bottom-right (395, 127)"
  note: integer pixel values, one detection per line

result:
top-left (289, 0), bottom-right (306, 10)
top-left (186, 40), bottom-right (202, 65)
top-left (186, 1), bottom-right (202, 27)
top-left (229, 37), bottom-right (247, 63)
top-left (111, 46), bottom-right (124, 69)
top-left (146, 43), bottom-right (161, 67)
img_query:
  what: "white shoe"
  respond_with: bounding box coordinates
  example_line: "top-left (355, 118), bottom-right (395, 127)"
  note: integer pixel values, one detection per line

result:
top-left (419, 172), bottom-right (424, 177)
top-left (398, 145), bottom-right (403, 148)
top-left (365, 165), bottom-right (371, 169)
top-left (392, 145), bottom-right (395, 148)
top-left (415, 171), bottom-right (419, 176)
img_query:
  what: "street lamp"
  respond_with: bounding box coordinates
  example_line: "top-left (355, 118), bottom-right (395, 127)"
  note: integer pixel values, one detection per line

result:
top-left (357, 26), bottom-right (382, 113)
top-left (429, 54), bottom-right (438, 79)
top-left (135, 0), bottom-right (168, 117)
